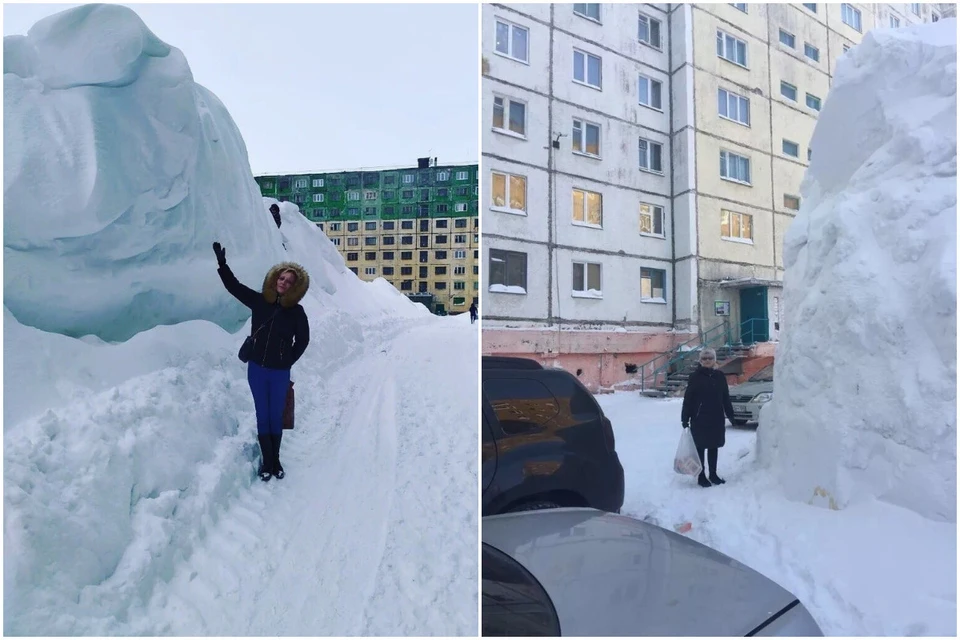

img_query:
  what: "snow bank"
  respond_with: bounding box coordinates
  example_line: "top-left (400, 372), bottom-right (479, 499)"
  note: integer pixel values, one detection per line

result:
top-left (3, 3), bottom-right (286, 341)
top-left (758, 19), bottom-right (957, 522)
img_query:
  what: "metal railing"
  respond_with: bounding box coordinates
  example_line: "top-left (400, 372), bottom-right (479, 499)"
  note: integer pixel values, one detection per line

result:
top-left (637, 321), bottom-right (730, 392)
top-left (736, 318), bottom-right (769, 344)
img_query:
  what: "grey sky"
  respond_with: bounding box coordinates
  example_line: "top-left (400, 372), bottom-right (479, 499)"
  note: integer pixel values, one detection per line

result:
top-left (3, 3), bottom-right (479, 175)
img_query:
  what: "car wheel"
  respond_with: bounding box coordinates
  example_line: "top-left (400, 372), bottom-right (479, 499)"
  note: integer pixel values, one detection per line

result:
top-left (507, 500), bottom-right (561, 513)
top-left (733, 419), bottom-right (749, 426)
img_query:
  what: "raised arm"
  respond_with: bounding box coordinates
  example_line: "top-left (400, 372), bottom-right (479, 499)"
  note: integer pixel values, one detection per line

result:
top-left (213, 242), bottom-right (261, 309)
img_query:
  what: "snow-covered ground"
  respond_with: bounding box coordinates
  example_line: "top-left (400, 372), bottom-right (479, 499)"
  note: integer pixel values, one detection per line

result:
top-left (4, 4), bottom-right (477, 635)
top-left (600, 393), bottom-right (957, 637)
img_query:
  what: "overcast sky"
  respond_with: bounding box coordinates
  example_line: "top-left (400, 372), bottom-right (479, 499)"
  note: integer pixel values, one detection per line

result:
top-left (3, 3), bottom-right (479, 175)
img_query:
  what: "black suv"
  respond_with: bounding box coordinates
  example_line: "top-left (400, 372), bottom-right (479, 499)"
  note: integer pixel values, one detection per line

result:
top-left (482, 356), bottom-right (625, 515)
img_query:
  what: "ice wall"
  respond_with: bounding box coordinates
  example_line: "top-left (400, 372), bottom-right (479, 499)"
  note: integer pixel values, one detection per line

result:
top-left (758, 20), bottom-right (957, 522)
top-left (3, 3), bottom-right (286, 341)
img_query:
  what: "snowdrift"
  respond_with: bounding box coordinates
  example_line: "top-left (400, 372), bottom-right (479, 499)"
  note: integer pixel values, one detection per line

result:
top-left (758, 19), bottom-right (957, 522)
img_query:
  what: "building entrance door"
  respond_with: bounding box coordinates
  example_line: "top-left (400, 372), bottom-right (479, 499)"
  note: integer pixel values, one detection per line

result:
top-left (739, 286), bottom-right (769, 343)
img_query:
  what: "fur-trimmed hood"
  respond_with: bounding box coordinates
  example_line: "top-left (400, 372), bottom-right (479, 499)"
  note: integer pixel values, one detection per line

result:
top-left (261, 262), bottom-right (310, 308)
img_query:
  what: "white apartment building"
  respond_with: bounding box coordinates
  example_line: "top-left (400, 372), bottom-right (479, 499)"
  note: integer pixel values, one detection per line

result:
top-left (482, 2), bottom-right (947, 391)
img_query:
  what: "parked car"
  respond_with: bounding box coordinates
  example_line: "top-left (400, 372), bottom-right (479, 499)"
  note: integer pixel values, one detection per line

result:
top-left (481, 356), bottom-right (624, 516)
top-left (482, 508), bottom-right (824, 637)
top-left (728, 363), bottom-right (774, 426)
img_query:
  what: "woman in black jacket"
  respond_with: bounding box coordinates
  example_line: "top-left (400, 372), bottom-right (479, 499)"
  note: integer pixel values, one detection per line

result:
top-left (681, 348), bottom-right (736, 488)
top-left (213, 242), bottom-right (310, 482)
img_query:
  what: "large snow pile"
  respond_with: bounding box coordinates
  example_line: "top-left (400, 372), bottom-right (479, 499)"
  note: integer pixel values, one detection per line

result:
top-left (3, 5), bottom-right (469, 636)
top-left (758, 20), bottom-right (957, 522)
top-left (3, 3), bottom-right (287, 341)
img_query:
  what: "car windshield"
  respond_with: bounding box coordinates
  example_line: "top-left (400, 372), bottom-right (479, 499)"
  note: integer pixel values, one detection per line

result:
top-left (749, 364), bottom-right (774, 383)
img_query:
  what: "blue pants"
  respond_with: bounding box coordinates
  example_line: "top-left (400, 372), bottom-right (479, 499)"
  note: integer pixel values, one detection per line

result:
top-left (247, 361), bottom-right (290, 435)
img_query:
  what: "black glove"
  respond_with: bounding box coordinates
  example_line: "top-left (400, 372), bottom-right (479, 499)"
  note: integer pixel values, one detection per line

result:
top-left (212, 242), bottom-right (226, 267)
top-left (682, 421), bottom-right (690, 429)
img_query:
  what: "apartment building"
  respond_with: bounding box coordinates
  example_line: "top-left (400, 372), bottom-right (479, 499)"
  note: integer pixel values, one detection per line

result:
top-left (482, 2), bottom-right (945, 390)
top-left (256, 160), bottom-right (479, 314)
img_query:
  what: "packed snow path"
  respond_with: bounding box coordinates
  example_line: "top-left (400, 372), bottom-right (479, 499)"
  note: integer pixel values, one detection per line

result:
top-left (125, 317), bottom-right (478, 635)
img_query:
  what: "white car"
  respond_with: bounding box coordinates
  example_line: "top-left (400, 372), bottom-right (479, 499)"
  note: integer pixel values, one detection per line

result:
top-left (728, 364), bottom-right (774, 425)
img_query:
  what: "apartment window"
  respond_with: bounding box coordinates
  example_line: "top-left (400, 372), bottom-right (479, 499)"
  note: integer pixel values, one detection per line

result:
top-left (495, 19), bottom-right (529, 63)
top-left (638, 75), bottom-right (663, 110)
top-left (362, 191), bottom-right (375, 201)
top-left (383, 221), bottom-right (395, 231)
top-left (638, 13), bottom-right (662, 49)
top-left (294, 178), bottom-right (308, 189)
top-left (435, 266), bottom-right (448, 276)
top-left (455, 250), bottom-right (467, 259)
top-left (804, 43), bottom-right (820, 61)
top-left (312, 178), bottom-right (324, 188)
top-left (456, 219), bottom-right (468, 228)
top-left (490, 171), bottom-right (527, 215)
top-left (437, 170), bottom-right (450, 182)
top-left (640, 268), bottom-right (666, 302)
top-left (363, 207), bottom-right (377, 217)
top-left (911, 3), bottom-right (920, 16)
top-left (401, 235), bottom-right (413, 245)
top-left (717, 30), bottom-right (748, 66)
top-left (718, 88), bottom-right (750, 126)
top-left (456, 170), bottom-right (469, 180)
top-left (782, 139), bottom-right (799, 158)
top-left (402, 189), bottom-right (414, 199)
top-left (403, 174), bottom-right (415, 185)
top-left (808, 147), bottom-right (813, 162)
top-left (436, 234), bottom-right (448, 244)
top-left (780, 81), bottom-right (797, 102)
top-left (364, 237), bottom-right (377, 246)
top-left (639, 203), bottom-right (665, 237)
top-left (383, 267), bottom-right (394, 276)
top-left (890, 16), bottom-right (900, 28)
top-left (573, 49), bottom-right (602, 89)
top-left (720, 150), bottom-right (751, 184)
top-left (571, 188), bottom-right (602, 227)
top-left (328, 223), bottom-right (341, 231)
top-left (347, 222), bottom-right (359, 232)
top-left (803, 3), bottom-right (816, 12)
top-left (401, 221), bottom-right (413, 230)
top-left (347, 252), bottom-right (358, 262)
top-left (455, 203), bottom-right (469, 212)
top-left (383, 175), bottom-right (396, 185)
top-left (784, 194), bottom-right (801, 211)
top-left (436, 204), bottom-right (449, 214)
top-left (435, 250), bottom-right (448, 260)
top-left (730, 3), bottom-right (747, 12)
top-left (489, 249), bottom-right (528, 293)
top-left (349, 268), bottom-right (359, 275)
top-left (454, 282), bottom-right (466, 291)
top-left (364, 267), bottom-right (376, 276)
top-left (382, 190), bottom-right (396, 200)
top-left (779, 29), bottom-right (796, 49)
top-left (313, 193), bottom-right (325, 203)
top-left (454, 265), bottom-right (466, 275)
top-left (806, 93), bottom-right (822, 111)
top-left (841, 4), bottom-right (862, 32)
top-left (261, 181), bottom-right (274, 190)
top-left (573, 3), bottom-right (600, 21)
top-left (572, 119), bottom-right (601, 157)
top-left (400, 281), bottom-right (412, 291)
top-left (493, 96), bottom-right (526, 137)
top-left (456, 186), bottom-right (470, 196)
top-left (455, 234), bottom-right (467, 244)
top-left (383, 251), bottom-right (395, 260)
top-left (433, 282), bottom-right (446, 291)
top-left (435, 220), bottom-right (448, 229)
top-left (572, 262), bottom-right (603, 297)
top-left (638, 138), bottom-right (663, 173)
top-left (382, 236), bottom-right (396, 246)
top-left (362, 221), bottom-right (375, 231)
top-left (721, 209), bottom-right (753, 242)
top-left (347, 191), bottom-right (361, 202)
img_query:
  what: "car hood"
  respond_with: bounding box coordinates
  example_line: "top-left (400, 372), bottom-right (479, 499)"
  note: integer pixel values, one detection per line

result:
top-left (728, 380), bottom-right (773, 397)
top-left (483, 508), bottom-right (799, 637)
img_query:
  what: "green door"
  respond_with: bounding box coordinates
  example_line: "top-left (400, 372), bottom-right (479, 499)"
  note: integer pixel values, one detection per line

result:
top-left (739, 287), bottom-right (769, 343)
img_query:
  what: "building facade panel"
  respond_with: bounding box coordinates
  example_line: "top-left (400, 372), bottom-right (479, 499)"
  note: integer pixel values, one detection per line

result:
top-left (697, 194), bottom-right (776, 267)
top-left (483, 81), bottom-right (551, 170)
top-left (483, 238), bottom-right (550, 320)
top-left (695, 69), bottom-right (773, 154)
top-left (484, 4), bottom-right (552, 96)
top-left (695, 133), bottom-right (774, 211)
top-left (483, 156), bottom-right (551, 244)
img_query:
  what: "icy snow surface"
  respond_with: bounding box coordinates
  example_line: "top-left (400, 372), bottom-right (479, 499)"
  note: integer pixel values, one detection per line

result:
top-left (601, 394), bottom-right (956, 636)
top-left (3, 5), bottom-right (476, 635)
top-left (758, 19), bottom-right (957, 522)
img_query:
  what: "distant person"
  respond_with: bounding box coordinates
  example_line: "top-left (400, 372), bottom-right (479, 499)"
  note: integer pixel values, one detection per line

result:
top-left (469, 302), bottom-right (478, 324)
top-left (681, 348), bottom-right (736, 488)
top-left (213, 241), bottom-right (310, 482)
top-left (270, 203), bottom-right (282, 229)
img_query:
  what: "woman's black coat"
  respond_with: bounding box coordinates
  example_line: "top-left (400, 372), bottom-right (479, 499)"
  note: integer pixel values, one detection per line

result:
top-left (681, 365), bottom-right (736, 449)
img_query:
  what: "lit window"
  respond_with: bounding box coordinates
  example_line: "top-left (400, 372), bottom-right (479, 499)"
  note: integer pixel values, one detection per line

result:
top-left (491, 172), bottom-right (526, 214)
top-left (493, 96), bottom-right (527, 137)
top-left (720, 209), bottom-right (753, 242)
top-left (639, 203), bottom-right (665, 237)
top-left (572, 119), bottom-right (601, 157)
top-left (572, 188), bottom-right (602, 227)
top-left (638, 138), bottom-right (663, 173)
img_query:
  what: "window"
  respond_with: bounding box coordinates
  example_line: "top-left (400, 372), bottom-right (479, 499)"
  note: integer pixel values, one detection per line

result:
top-left (383, 251), bottom-right (395, 260)
top-left (383, 175), bottom-right (396, 185)
top-left (434, 170), bottom-right (449, 183)
top-left (489, 249), bottom-right (527, 293)
top-left (456, 219), bottom-right (468, 228)
top-left (435, 220), bottom-right (448, 229)
top-left (347, 191), bottom-right (360, 202)
top-left (365, 237), bottom-right (377, 246)
top-left (455, 250), bottom-right (467, 259)
top-left (911, 3), bottom-right (920, 16)
top-left (890, 16), bottom-right (900, 28)
top-left (721, 209), bottom-right (753, 242)
top-left (456, 186), bottom-right (470, 196)
top-left (779, 29), bottom-right (796, 49)
top-left (493, 96), bottom-right (526, 137)
top-left (383, 267), bottom-right (394, 276)
top-left (491, 172), bottom-right (526, 214)
top-left (313, 193), bottom-right (325, 203)
top-left (495, 19), bottom-right (529, 63)
top-left (382, 236), bottom-right (395, 246)
top-left (638, 13), bottom-right (662, 49)
top-left (454, 265), bottom-right (466, 275)
top-left (363, 207), bottom-right (377, 217)
top-left (361, 221), bottom-right (375, 231)
top-left (435, 282), bottom-right (447, 291)
top-left (806, 93), bottom-right (822, 111)
top-left (455, 203), bottom-right (468, 212)
top-left (572, 119), bottom-right (601, 156)
top-left (803, 3), bottom-right (816, 12)
top-left (572, 262), bottom-right (602, 297)
top-left (347, 222), bottom-right (359, 232)
top-left (807, 147), bottom-right (813, 162)
top-left (720, 150), bottom-right (751, 184)
top-left (364, 267), bottom-right (376, 276)
top-left (436, 204), bottom-right (449, 214)
top-left (455, 234), bottom-right (467, 244)
top-left (328, 223), bottom-right (341, 231)
top-left (349, 267), bottom-right (359, 275)
top-left (572, 189), bottom-right (602, 227)
top-left (782, 139), bottom-right (799, 158)
top-left (401, 220), bottom-right (413, 229)
top-left (261, 181), bottom-right (274, 190)
top-left (638, 75), bottom-right (663, 110)
top-left (435, 250), bottom-right (448, 260)
top-left (638, 138), bottom-right (663, 173)
top-left (436, 234), bottom-right (449, 244)
top-left (382, 190), bottom-right (396, 200)
top-left (364, 191), bottom-right (377, 200)
top-left (456, 170), bottom-right (469, 180)
top-left (435, 266), bottom-right (448, 276)
top-left (718, 88), bottom-right (750, 125)
top-left (294, 178), bottom-right (308, 189)
top-left (717, 30), bottom-right (748, 66)
top-left (804, 43), bottom-right (820, 61)
top-left (573, 3), bottom-right (600, 21)
top-left (640, 268), bottom-right (666, 302)
top-left (383, 221), bottom-right (395, 230)
top-left (780, 81), bottom-right (797, 102)
top-left (312, 178), bottom-right (324, 188)
top-left (841, 4), bottom-right (862, 32)
top-left (329, 237), bottom-right (340, 246)
top-left (573, 49), bottom-right (602, 88)
top-left (730, 3), bottom-right (747, 12)
top-left (347, 252), bottom-right (358, 262)
top-left (454, 281), bottom-right (466, 291)
top-left (403, 174), bottom-right (415, 184)
top-left (401, 189), bottom-right (414, 199)
top-left (639, 203), bottom-right (664, 237)
top-left (402, 235), bottom-right (413, 245)
top-left (784, 194), bottom-right (801, 211)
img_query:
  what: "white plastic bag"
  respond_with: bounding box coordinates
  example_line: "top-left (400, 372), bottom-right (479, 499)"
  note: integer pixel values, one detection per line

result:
top-left (674, 429), bottom-right (703, 476)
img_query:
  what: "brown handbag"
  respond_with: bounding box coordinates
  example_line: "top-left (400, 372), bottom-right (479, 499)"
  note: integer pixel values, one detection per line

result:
top-left (283, 381), bottom-right (295, 430)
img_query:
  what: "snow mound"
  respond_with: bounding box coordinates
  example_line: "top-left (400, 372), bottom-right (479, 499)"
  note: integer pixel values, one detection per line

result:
top-left (758, 19), bottom-right (957, 522)
top-left (3, 3), bottom-right (286, 341)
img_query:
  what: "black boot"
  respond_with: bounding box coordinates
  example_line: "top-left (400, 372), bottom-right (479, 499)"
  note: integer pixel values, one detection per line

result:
top-left (271, 432), bottom-right (285, 479)
top-left (708, 448), bottom-right (725, 484)
top-left (257, 435), bottom-right (274, 482)
top-left (698, 472), bottom-right (712, 488)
